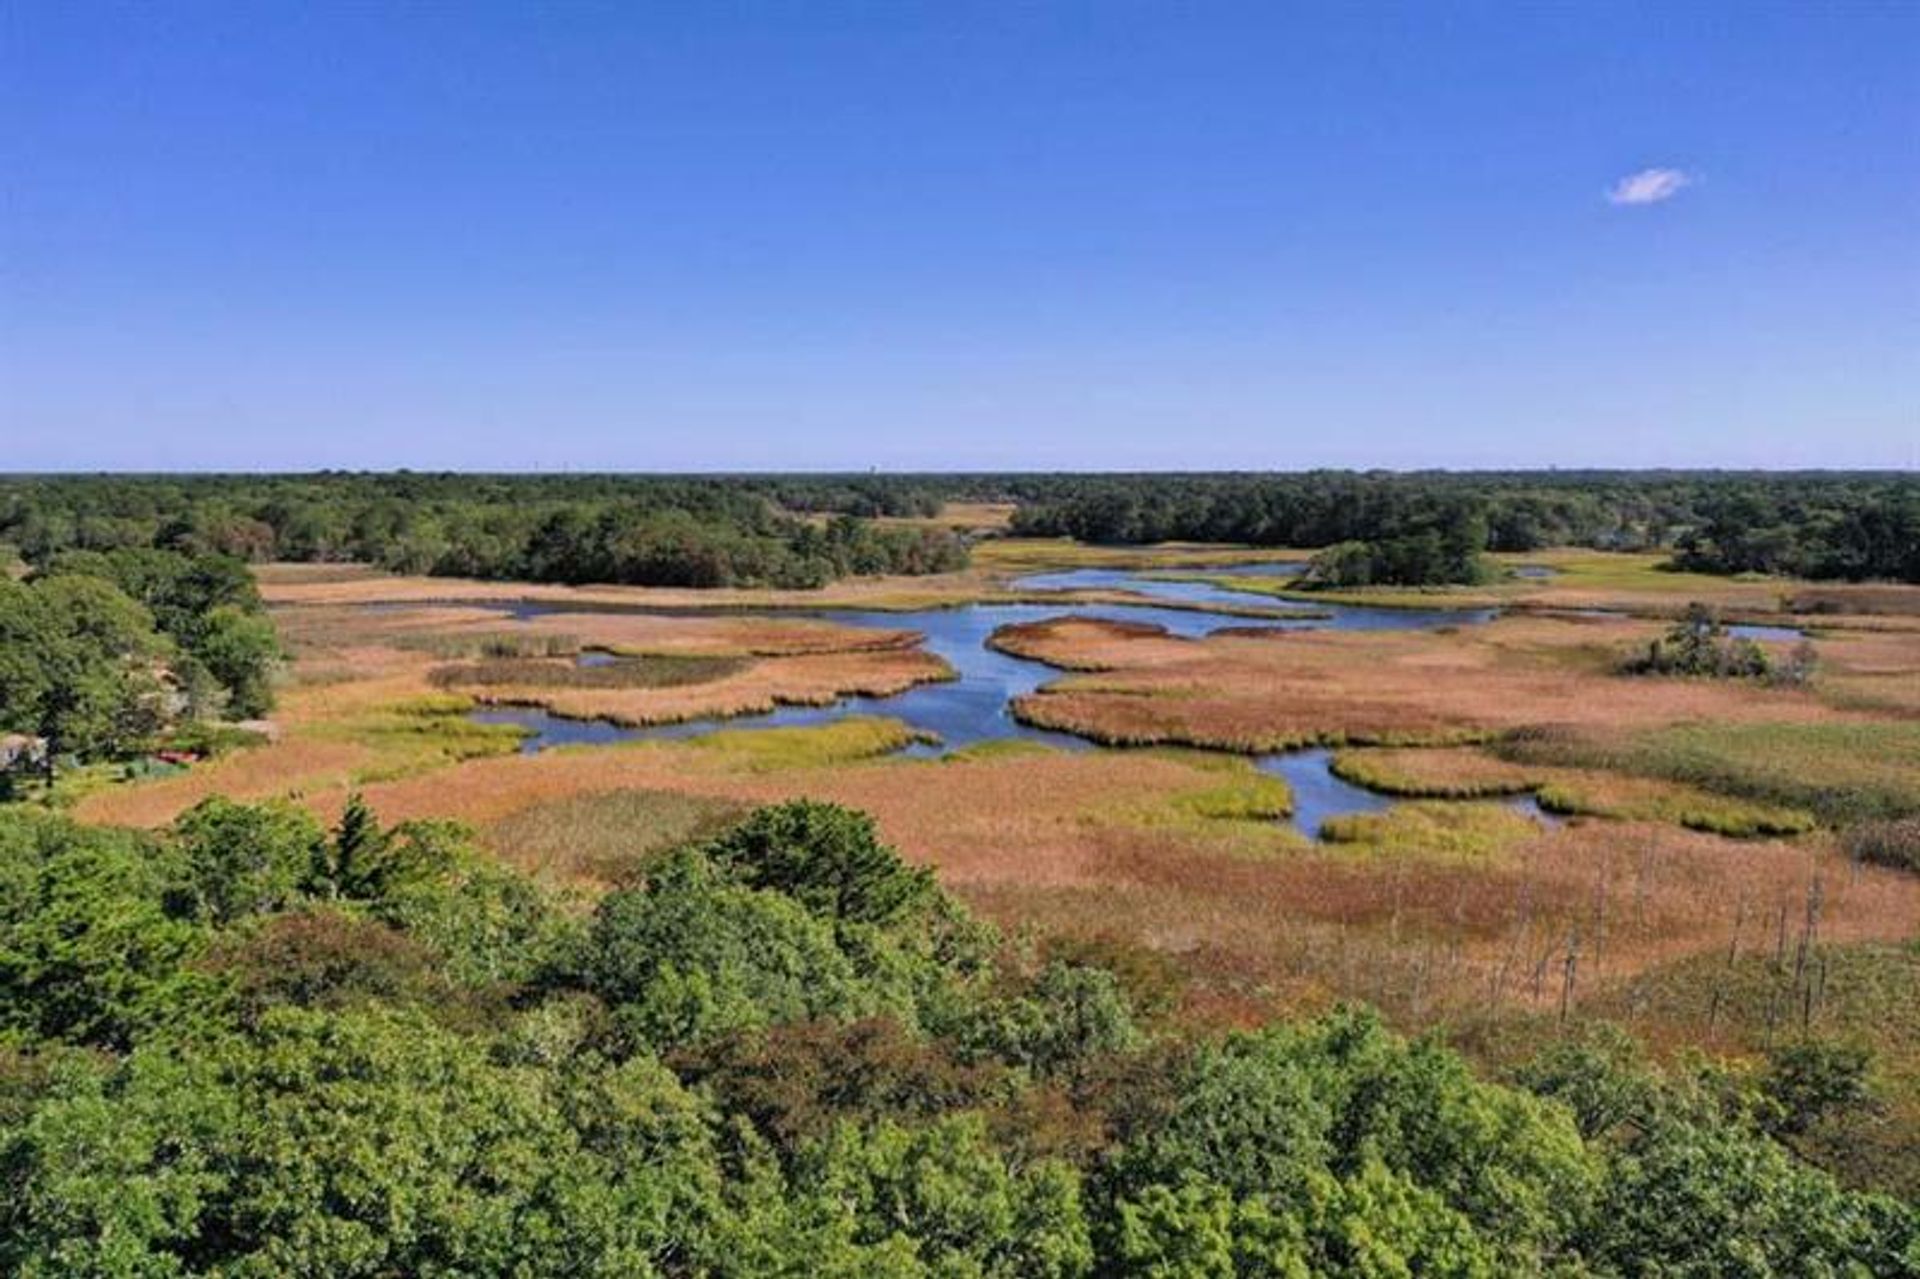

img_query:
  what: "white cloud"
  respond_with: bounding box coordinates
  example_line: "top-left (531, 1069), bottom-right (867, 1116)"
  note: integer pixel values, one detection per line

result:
top-left (1606, 167), bottom-right (1693, 206)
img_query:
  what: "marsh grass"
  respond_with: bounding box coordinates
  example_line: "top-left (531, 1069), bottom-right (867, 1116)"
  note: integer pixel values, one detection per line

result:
top-left (392, 631), bottom-right (584, 659)
top-left (1333, 746), bottom-right (1818, 838)
top-left (485, 787), bottom-right (745, 886)
top-left (1004, 611), bottom-right (1860, 760)
top-left (937, 739), bottom-right (1061, 764)
top-left (1331, 748), bottom-right (1537, 799)
top-left (1843, 819), bottom-right (1920, 875)
top-left (429, 653), bottom-right (746, 691)
top-left (1176, 548), bottom-right (1886, 618)
top-left (1499, 722), bottom-right (1920, 824)
top-left (1533, 779), bottom-right (1816, 838)
top-left (871, 500), bottom-right (1016, 533)
top-left (973, 538), bottom-right (1315, 573)
top-left (1785, 585), bottom-right (1920, 618)
top-left (1116, 751), bottom-right (1295, 835)
top-left (1318, 801), bottom-right (1538, 862)
top-left (987, 616), bottom-right (1176, 671)
top-left (685, 715), bottom-right (933, 771)
top-left (1184, 573), bottom-right (1513, 612)
top-left (446, 647), bottom-right (954, 732)
top-left (1504, 550), bottom-right (1758, 596)
top-left (1011, 691), bottom-right (1492, 753)
top-left (331, 695), bottom-right (529, 783)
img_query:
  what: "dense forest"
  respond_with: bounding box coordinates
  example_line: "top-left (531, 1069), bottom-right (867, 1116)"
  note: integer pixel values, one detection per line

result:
top-left (2, 471), bottom-right (1915, 589)
top-left (0, 475), bottom-right (970, 590)
top-left (2, 795), bottom-right (1912, 1276)
top-left (1006, 473), bottom-right (1920, 584)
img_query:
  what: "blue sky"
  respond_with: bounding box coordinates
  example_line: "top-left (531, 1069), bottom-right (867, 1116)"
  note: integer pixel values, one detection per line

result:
top-left (4, 1), bottom-right (1916, 471)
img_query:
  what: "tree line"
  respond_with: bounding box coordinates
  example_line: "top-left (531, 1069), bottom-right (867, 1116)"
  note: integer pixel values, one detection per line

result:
top-left (1009, 472), bottom-right (1920, 585)
top-left (3, 471), bottom-right (1915, 590)
top-left (0, 474), bottom-right (971, 590)
top-left (1, 795), bottom-right (1912, 1275)
top-left (0, 547), bottom-right (278, 784)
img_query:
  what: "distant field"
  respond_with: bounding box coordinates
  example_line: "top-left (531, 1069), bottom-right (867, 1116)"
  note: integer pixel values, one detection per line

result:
top-left (871, 500), bottom-right (1018, 532)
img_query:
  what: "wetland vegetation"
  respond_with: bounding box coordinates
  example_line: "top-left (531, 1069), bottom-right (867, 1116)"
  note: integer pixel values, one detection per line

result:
top-left (4, 473), bottom-right (1919, 1273)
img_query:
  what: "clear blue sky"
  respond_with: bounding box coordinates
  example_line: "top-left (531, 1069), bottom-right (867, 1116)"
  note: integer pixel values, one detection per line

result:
top-left (4, 1), bottom-right (1916, 470)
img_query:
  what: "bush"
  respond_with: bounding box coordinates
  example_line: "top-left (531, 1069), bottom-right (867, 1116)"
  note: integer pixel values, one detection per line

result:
top-left (1844, 817), bottom-right (1920, 874)
top-left (1619, 603), bottom-right (1773, 680)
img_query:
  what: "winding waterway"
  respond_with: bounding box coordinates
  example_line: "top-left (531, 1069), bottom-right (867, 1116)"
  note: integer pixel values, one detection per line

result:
top-left (464, 564), bottom-right (1548, 838)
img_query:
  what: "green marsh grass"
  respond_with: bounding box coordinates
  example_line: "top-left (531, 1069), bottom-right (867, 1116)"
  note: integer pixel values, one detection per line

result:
top-left (1499, 722), bottom-right (1920, 824)
top-left (685, 715), bottom-right (933, 771)
top-left (1332, 746), bottom-right (1817, 837)
top-left (936, 739), bottom-right (1061, 764)
top-left (1318, 801), bottom-right (1539, 862)
top-left (326, 694), bottom-right (529, 784)
top-left (1107, 751), bottom-right (1302, 854)
top-left (429, 652), bottom-right (747, 691)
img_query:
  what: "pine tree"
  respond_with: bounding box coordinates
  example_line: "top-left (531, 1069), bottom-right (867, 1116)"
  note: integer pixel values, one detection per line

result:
top-left (328, 792), bottom-right (389, 899)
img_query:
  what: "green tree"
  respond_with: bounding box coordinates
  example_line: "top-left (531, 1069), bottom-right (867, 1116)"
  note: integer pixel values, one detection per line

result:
top-left (704, 800), bottom-right (935, 928)
top-left (1582, 1102), bottom-right (1918, 1276)
top-left (168, 796), bottom-right (324, 925)
top-left (959, 960), bottom-right (1143, 1080)
top-left (191, 605), bottom-right (280, 718)
top-left (0, 809), bottom-right (208, 1047)
top-left (798, 1114), bottom-right (1093, 1277)
top-left (586, 849), bottom-right (903, 1051)
top-left (1109, 1010), bottom-right (1594, 1274)
top-left (0, 575), bottom-right (171, 780)
top-left (312, 792), bottom-right (391, 900)
top-left (1759, 1038), bottom-right (1875, 1140)
top-left (374, 820), bottom-right (575, 985)
top-left (0, 579), bottom-right (58, 778)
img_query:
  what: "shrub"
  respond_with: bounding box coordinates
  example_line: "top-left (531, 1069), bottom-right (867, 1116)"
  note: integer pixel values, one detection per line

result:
top-left (1843, 817), bottom-right (1920, 874)
top-left (1619, 603), bottom-right (1772, 679)
top-left (200, 907), bottom-right (446, 1015)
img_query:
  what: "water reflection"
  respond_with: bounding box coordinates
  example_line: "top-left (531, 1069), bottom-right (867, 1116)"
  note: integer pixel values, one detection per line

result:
top-left (1255, 748), bottom-right (1392, 839)
top-left (1725, 623), bottom-right (1805, 642)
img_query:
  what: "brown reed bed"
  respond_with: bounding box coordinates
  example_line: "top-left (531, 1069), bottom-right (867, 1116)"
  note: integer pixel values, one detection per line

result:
top-left (1002, 612), bottom-right (1873, 755)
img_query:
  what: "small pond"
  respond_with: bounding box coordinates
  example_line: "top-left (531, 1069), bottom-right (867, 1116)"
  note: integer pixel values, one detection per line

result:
top-left (1725, 622), bottom-right (1806, 642)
